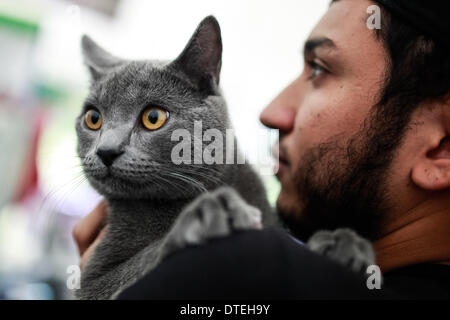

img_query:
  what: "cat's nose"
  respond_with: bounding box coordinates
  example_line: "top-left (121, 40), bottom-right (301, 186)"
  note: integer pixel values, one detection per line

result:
top-left (96, 148), bottom-right (124, 167)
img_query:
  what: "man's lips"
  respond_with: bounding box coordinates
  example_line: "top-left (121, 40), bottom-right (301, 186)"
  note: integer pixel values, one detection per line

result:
top-left (272, 144), bottom-right (290, 176)
top-left (277, 156), bottom-right (290, 176)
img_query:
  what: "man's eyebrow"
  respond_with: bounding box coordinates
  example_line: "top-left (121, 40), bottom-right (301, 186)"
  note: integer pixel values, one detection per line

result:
top-left (303, 37), bottom-right (336, 56)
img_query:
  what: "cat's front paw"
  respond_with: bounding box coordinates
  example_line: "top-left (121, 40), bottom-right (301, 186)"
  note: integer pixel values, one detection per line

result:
top-left (307, 228), bottom-right (375, 274)
top-left (159, 186), bottom-right (262, 260)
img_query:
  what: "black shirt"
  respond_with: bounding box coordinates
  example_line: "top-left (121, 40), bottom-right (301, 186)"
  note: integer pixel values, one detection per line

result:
top-left (383, 263), bottom-right (450, 299)
top-left (117, 228), bottom-right (450, 299)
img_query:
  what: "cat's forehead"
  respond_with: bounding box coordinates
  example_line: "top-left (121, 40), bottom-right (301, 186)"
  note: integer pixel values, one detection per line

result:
top-left (86, 60), bottom-right (203, 112)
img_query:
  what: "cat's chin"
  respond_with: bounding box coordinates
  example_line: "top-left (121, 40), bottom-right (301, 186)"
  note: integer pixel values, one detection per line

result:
top-left (87, 173), bottom-right (200, 200)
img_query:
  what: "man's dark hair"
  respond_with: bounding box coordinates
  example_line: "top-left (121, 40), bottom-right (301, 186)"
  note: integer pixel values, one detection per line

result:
top-left (376, 5), bottom-right (450, 116)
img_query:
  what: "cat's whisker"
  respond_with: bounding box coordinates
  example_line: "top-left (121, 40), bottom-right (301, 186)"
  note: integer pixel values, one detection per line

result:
top-left (175, 171), bottom-right (220, 188)
top-left (158, 171), bottom-right (196, 192)
top-left (163, 171), bottom-right (207, 193)
top-left (168, 166), bottom-right (222, 186)
top-left (157, 163), bottom-right (222, 180)
top-left (40, 167), bottom-right (85, 182)
top-left (153, 173), bottom-right (186, 195)
top-left (176, 167), bottom-right (221, 180)
top-left (150, 163), bottom-right (223, 191)
top-left (38, 172), bottom-right (88, 230)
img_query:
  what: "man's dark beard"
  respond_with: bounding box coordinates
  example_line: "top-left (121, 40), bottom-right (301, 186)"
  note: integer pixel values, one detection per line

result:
top-left (278, 106), bottom-right (412, 242)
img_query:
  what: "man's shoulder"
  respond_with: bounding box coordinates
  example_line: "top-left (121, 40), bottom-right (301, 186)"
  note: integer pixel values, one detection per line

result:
top-left (119, 228), bottom-right (384, 299)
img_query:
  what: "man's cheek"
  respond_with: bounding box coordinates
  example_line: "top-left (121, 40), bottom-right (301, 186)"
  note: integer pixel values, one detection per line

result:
top-left (277, 183), bottom-right (304, 216)
top-left (294, 105), bottom-right (338, 144)
top-left (300, 89), bottom-right (367, 139)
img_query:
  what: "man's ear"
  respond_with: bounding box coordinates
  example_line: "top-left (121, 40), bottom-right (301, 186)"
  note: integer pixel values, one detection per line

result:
top-left (169, 16), bottom-right (222, 94)
top-left (81, 35), bottom-right (123, 81)
top-left (412, 136), bottom-right (450, 191)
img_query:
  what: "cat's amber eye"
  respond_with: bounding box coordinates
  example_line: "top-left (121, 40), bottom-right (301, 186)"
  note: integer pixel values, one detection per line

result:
top-left (85, 109), bottom-right (102, 130)
top-left (142, 107), bottom-right (169, 131)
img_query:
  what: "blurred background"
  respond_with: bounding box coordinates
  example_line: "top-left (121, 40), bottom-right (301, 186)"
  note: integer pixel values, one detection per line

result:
top-left (0, 0), bottom-right (328, 299)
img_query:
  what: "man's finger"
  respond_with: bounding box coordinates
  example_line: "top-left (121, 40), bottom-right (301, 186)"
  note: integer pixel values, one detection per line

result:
top-left (73, 201), bottom-right (107, 255)
top-left (79, 227), bottom-right (107, 270)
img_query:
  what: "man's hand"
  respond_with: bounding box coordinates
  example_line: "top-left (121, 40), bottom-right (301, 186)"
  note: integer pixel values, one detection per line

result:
top-left (72, 201), bottom-right (108, 270)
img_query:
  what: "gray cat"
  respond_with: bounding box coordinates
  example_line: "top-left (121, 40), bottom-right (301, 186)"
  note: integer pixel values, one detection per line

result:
top-left (75, 16), bottom-right (376, 300)
top-left (75, 16), bottom-right (275, 299)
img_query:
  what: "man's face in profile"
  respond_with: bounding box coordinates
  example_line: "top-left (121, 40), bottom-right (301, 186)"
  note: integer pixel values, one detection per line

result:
top-left (261, 0), bottom-right (392, 241)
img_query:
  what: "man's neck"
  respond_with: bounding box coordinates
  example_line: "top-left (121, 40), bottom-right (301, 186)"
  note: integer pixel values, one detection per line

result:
top-left (374, 196), bottom-right (450, 273)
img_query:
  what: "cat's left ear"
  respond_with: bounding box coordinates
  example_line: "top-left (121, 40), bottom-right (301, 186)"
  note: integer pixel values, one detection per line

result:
top-left (170, 16), bottom-right (222, 93)
top-left (81, 35), bottom-right (123, 81)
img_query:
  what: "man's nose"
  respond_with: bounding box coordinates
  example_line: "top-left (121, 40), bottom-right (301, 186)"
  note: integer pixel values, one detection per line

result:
top-left (96, 147), bottom-right (124, 167)
top-left (259, 77), bottom-right (302, 133)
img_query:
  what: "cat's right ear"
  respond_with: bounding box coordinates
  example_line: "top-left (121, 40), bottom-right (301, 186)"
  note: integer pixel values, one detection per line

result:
top-left (81, 35), bottom-right (122, 81)
top-left (170, 16), bottom-right (222, 94)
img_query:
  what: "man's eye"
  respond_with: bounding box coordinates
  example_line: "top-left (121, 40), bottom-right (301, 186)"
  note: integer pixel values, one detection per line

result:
top-left (307, 60), bottom-right (328, 80)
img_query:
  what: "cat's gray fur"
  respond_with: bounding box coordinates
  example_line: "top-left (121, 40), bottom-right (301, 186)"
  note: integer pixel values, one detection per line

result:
top-left (75, 16), bottom-right (376, 300)
top-left (75, 16), bottom-right (275, 299)
top-left (307, 228), bottom-right (376, 273)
